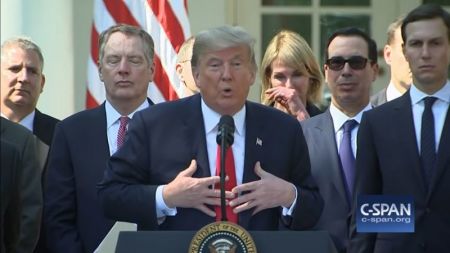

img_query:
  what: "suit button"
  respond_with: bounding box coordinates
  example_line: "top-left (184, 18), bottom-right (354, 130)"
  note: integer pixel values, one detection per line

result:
top-left (419, 242), bottom-right (426, 249)
top-left (426, 208), bottom-right (431, 214)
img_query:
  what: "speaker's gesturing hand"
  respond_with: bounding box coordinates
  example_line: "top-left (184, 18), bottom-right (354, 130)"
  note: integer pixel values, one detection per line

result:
top-left (229, 162), bottom-right (296, 215)
top-left (163, 160), bottom-right (235, 217)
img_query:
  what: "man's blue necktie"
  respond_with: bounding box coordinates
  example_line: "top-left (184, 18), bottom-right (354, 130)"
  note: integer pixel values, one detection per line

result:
top-left (339, 119), bottom-right (358, 199)
top-left (421, 96), bottom-right (437, 187)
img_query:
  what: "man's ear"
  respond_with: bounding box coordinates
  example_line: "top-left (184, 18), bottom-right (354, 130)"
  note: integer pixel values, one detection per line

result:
top-left (371, 63), bottom-right (379, 82)
top-left (40, 74), bottom-right (46, 94)
top-left (149, 62), bottom-right (155, 81)
top-left (98, 64), bottom-right (104, 81)
top-left (192, 67), bottom-right (201, 89)
top-left (175, 63), bottom-right (183, 79)
top-left (249, 69), bottom-right (256, 86)
top-left (384, 45), bottom-right (392, 65)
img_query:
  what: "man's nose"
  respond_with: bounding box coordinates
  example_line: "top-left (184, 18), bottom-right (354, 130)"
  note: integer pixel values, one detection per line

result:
top-left (341, 62), bottom-right (353, 76)
top-left (118, 59), bottom-right (130, 75)
top-left (221, 63), bottom-right (232, 80)
top-left (18, 68), bottom-right (30, 82)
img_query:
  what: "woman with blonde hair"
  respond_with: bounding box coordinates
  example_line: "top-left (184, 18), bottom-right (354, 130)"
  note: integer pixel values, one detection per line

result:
top-left (261, 30), bottom-right (323, 121)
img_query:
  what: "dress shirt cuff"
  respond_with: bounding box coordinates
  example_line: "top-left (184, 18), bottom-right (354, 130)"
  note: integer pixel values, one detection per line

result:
top-left (281, 183), bottom-right (298, 216)
top-left (156, 185), bottom-right (177, 218)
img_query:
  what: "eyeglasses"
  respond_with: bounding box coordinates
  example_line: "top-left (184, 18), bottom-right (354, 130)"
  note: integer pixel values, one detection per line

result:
top-left (325, 56), bottom-right (369, 71)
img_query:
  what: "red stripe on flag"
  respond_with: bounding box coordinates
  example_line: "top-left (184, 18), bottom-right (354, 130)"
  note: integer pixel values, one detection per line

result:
top-left (103, 0), bottom-right (140, 26)
top-left (90, 25), bottom-right (99, 66)
top-left (86, 89), bottom-right (99, 108)
top-left (154, 55), bottom-right (179, 101)
top-left (148, 0), bottom-right (185, 52)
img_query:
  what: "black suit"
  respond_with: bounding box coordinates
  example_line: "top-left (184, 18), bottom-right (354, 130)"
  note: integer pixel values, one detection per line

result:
top-left (349, 91), bottom-right (450, 253)
top-left (32, 110), bottom-right (59, 253)
top-left (1, 139), bottom-right (22, 253)
top-left (0, 118), bottom-right (42, 253)
top-left (98, 94), bottom-right (323, 231)
top-left (33, 109), bottom-right (59, 146)
top-left (45, 100), bottom-right (152, 253)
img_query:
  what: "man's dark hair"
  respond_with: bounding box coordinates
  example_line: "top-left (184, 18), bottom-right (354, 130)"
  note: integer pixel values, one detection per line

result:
top-left (401, 3), bottom-right (450, 43)
top-left (324, 27), bottom-right (378, 64)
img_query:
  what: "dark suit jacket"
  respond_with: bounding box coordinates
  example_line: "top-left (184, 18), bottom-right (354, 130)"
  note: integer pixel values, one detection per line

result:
top-left (1, 118), bottom-right (42, 253)
top-left (370, 88), bottom-right (387, 107)
top-left (32, 110), bottom-right (59, 253)
top-left (44, 104), bottom-right (114, 253)
top-left (1, 139), bottom-right (22, 253)
top-left (349, 92), bottom-right (450, 253)
top-left (306, 102), bottom-right (323, 117)
top-left (98, 94), bottom-right (323, 231)
top-left (33, 109), bottom-right (59, 146)
top-left (45, 99), bottom-right (153, 253)
top-left (301, 110), bottom-right (352, 252)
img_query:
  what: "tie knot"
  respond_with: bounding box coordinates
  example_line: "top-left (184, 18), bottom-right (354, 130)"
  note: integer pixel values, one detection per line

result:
top-left (423, 96), bottom-right (437, 109)
top-left (342, 119), bottom-right (358, 133)
top-left (119, 116), bottom-right (129, 126)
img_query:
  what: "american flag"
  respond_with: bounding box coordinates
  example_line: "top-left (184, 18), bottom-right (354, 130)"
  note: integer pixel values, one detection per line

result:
top-left (86, 0), bottom-right (190, 108)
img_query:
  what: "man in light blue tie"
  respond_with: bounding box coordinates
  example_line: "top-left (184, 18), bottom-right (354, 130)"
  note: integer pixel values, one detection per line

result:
top-left (301, 27), bottom-right (378, 253)
top-left (349, 4), bottom-right (450, 253)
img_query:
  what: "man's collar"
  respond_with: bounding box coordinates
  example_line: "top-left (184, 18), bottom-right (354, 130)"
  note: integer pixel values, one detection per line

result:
top-left (200, 98), bottom-right (246, 136)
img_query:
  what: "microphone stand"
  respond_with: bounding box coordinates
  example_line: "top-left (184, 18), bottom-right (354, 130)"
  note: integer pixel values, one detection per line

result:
top-left (219, 128), bottom-right (228, 222)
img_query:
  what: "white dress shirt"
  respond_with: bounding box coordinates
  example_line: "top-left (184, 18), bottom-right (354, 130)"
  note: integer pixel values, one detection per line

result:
top-left (105, 99), bottom-right (150, 155)
top-left (386, 82), bottom-right (405, 102)
top-left (410, 80), bottom-right (450, 153)
top-left (329, 102), bottom-right (373, 157)
top-left (1, 110), bottom-right (35, 131)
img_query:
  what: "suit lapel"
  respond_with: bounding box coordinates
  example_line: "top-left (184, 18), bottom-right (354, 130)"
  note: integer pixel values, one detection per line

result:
top-left (239, 102), bottom-right (262, 228)
top-left (182, 95), bottom-right (210, 177)
top-left (93, 104), bottom-right (111, 158)
top-left (428, 104), bottom-right (450, 198)
top-left (318, 111), bottom-right (352, 208)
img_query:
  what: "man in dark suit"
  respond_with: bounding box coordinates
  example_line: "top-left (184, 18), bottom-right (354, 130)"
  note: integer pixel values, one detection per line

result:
top-left (1, 36), bottom-right (60, 253)
top-left (44, 24), bottom-right (155, 253)
top-left (1, 118), bottom-right (42, 253)
top-left (1, 37), bottom-right (59, 148)
top-left (349, 4), bottom-right (450, 253)
top-left (371, 15), bottom-right (412, 107)
top-left (98, 26), bottom-right (323, 231)
top-left (301, 27), bottom-right (378, 253)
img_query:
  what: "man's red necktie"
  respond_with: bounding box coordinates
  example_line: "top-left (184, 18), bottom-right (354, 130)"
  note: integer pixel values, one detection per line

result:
top-left (117, 116), bottom-right (129, 148)
top-left (215, 145), bottom-right (238, 223)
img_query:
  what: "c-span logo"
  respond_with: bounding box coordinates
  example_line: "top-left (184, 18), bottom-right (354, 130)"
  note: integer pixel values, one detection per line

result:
top-left (356, 195), bottom-right (414, 233)
top-left (188, 221), bottom-right (257, 253)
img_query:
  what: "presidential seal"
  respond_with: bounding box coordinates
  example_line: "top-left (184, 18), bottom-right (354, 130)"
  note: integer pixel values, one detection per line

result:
top-left (188, 222), bottom-right (257, 253)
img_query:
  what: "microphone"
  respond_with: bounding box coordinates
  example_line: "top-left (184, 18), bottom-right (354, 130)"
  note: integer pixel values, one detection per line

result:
top-left (216, 115), bottom-right (235, 148)
top-left (216, 115), bottom-right (235, 221)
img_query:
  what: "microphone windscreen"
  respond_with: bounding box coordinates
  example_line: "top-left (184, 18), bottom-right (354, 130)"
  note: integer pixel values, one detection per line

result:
top-left (216, 115), bottom-right (235, 146)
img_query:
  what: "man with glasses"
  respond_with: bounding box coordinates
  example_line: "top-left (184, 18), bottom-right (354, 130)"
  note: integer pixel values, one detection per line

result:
top-left (301, 27), bottom-right (378, 253)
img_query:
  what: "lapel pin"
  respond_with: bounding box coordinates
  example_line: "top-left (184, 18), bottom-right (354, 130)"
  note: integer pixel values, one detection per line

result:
top-left (256, 137), bottom-right (262, 146)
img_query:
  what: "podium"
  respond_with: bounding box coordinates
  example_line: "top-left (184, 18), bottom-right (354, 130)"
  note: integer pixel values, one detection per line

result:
top-left (115, 230), bottom-right (337, 252)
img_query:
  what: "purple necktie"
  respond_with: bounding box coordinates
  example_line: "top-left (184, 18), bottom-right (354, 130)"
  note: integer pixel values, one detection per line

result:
top-left (339, 119), bottom-right (358, 198)
top-left (117, 116), bottom-right (129, 149)
top-left (421, 96), bottom-right (437, 187)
